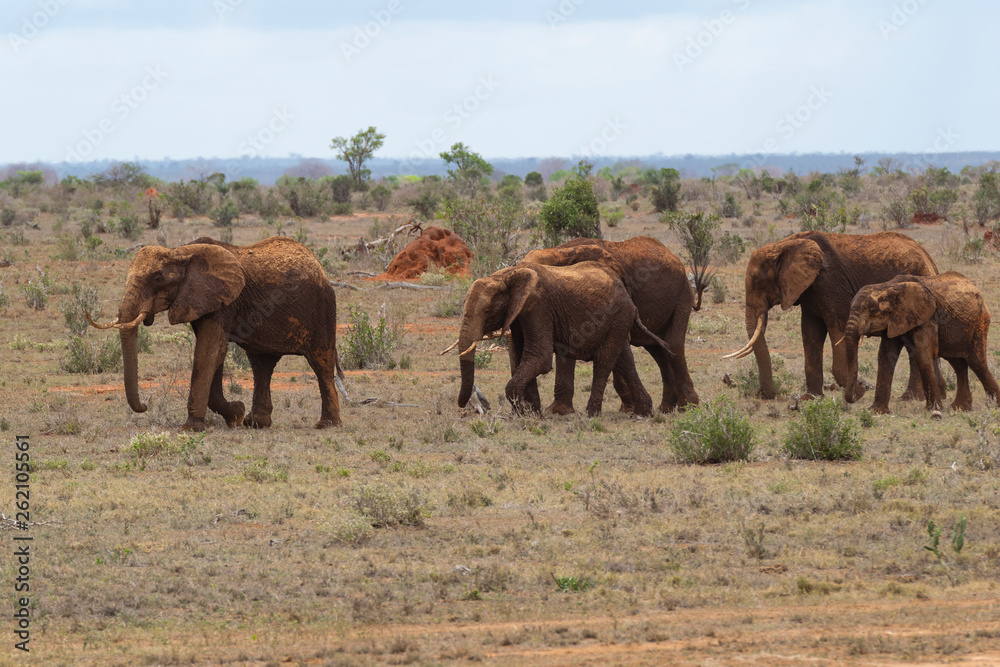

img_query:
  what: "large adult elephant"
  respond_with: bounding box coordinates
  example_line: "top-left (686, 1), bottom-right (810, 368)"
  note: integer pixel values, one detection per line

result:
top-left (843, 272), bottom-right (1000, 416)
top-left (454, 261), bottom-right (663, 417)
top-left (726, 231), bottom-right (939, 399)
top-left (89, 236), bottom-right (341, 431)
top-left (522, 236), bottom-right (699, 413)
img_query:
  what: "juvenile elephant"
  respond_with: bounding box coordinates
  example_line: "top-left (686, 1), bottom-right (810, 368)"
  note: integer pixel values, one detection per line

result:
top-left (455, 261), bottom-right (660, 417)
top-left (522, 236), bottom-right (698, 414)
top-left (842, 272), bottom-right (1000, 416)
top-left (89, 236), bottom-right (341, 431)
top-left (725, 231), bottom-right (940, 400)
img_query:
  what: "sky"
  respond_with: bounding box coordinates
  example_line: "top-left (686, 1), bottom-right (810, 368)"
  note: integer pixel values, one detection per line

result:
top-left (1, 0), bottom-right (996, 165)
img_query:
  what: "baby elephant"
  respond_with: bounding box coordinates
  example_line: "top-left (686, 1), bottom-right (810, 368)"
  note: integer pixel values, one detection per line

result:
top-left (842, 272), bottom-right (1000, 417)
top-left (454, 261), bottom-right (663, 417)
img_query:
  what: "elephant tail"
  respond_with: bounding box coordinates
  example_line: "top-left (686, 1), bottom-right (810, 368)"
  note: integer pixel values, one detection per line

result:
top-left (634, 313), bottom-right (674, 356)
top-left (336, 362), bottom-right (345, 382)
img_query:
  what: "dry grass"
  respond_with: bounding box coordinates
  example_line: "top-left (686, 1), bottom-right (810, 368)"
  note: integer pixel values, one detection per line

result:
top-left (2, 200), bottom-right (1000, 665)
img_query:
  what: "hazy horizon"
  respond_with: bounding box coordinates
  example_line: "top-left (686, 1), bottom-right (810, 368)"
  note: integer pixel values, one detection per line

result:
top-left (2, 1), bottom-right (995, 164)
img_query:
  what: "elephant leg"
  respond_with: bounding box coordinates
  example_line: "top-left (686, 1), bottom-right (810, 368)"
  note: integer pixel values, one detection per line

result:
top-left (948, 359), bottom-right (972, 411)
top-left (968, 351), bottom-right (1000, 407)
top-left (243, 352), bottom-right (280, 428)
top-left (305, 346), bottom-right (343, 429)
top-left (900, 347), bottom-right (928, 402)
top-left (645, 345), bottom-right (677, 412)
top-left (524, 377), bottom-right (542, 414)
top-left (801, 312), bottom-right (828, 397)
top-left (829, 325), bottom-right (849, 388)
top-left (506, 349), bottom-right (550, 416)
top-left (911, 325), bottom-right (942, 412)
top-left (871, 337), bottom-right (903, 415)
top-left (207, 364), bottom-right (245, 428)
top-left (613, 347), bottom-right (652, 417)
top-left (612, 366), bottom-right (635, 414)
top-left (546, 355), bottom-right (576, 415)
top-left (183, 320), bottom-right (230, 431)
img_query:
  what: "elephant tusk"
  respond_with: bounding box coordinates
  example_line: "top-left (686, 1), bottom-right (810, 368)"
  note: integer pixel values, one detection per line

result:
top-left (834, 336), bottom-right (845, 347)
top-left (111, 312), bottom-right (148, 330)
top-left (722, 315), bottom-right (764, 360)
top-left (86, 311), bottom-right (119, 330)
top-left (450, 330), bottom-right (510, 356)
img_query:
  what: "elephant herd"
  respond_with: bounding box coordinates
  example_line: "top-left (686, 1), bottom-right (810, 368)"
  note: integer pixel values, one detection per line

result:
top-left (92, 231), bottom-right (999, 431)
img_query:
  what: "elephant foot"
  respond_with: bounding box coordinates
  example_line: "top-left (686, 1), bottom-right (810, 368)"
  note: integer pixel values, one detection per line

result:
top-left (224, 401), bottom-right (246, 428)
top-left (658, 401), bottom-right (677, 414)
top-left (871, 404), bottom-right (891, 415)
top-left (181, 417), bottom-right (208, 432)
top-left (545, 401), bottom-right (575, 416)
top-left (930, 410), bottom-right (943, 420)
top-left (949, 401), bottom-right (972, 412)
top-left (618, 402), bottom-right (635, 414)
top-left (242, 413), bottom-right (272, 429)
top-left (900, 388), bottom-right (925, 401)
top-left (314, 416), bottom-right (342, 429)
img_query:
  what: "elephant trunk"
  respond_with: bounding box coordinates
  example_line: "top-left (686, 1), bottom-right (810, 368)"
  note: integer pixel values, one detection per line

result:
top-left (842, 311), bottom-right (867, 404)
top-left (746, 306), bottom-right (775, 399)
top-left (118, 289), bottom-right (150, 413)
top-left (456, 310), bottom-right (483, 408)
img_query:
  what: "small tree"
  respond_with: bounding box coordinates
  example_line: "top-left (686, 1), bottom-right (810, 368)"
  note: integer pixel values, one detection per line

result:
top-left (446, 195), bottom-right (532, 276)
top-left (524, 172), bottom-right (543, 187)
top-left (440, 142), bottom-right (494, 198)
top-left (539, 178), bottom-right (601, 246)
top-left (331, 126), bottom-right (386, 190)
top-left (665, 210), bottom-right (719, 310)
top-left (973, 172), bottom-right (1000, 226)
top-left (649, 168), bottom-right (682, 213)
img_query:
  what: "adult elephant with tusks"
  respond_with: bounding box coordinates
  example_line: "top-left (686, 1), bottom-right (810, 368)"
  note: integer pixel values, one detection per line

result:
top-left (725, 231), bottom-right (941, 400)
top-left (522, 236), bottom-right (699, 414)
top-left (88, 236), bottom-right (342, 431)
top-left (448, 261), bottom-right (665, 418)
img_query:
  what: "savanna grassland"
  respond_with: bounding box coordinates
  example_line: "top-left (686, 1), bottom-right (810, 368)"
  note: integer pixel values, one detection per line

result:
top-left (2, 167), bottom-right (1000, 666)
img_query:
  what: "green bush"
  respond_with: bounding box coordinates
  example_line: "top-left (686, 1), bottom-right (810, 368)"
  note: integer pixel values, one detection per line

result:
top-left (210, 198), bottom-right (239, 228)
top-left (370, 184), bottom-right (391, 211)
top-left (446, 195), bottom-right (532, 276)
top-left (329, 175), bottom-right (353, 204)
top-left (408, 185), bottom-right (441, 219)
top-left (974, 172), bottom-right (1000, 226)
top-left (277, 176), bottom-right (326, 217)
top-left (62, 335), bottom-right (122, 374)
top-left (649, 168), bottom-right (682, 213)
top-left (59, 282), bottom-right (99, 336)
top-left (0, 282), bottom-right (9, 309)
top-left (341, 304), bottom-right (402, 370)
top-left (668, 396), bottom-right (755, 464)
top-left (351, 483), bottom-right (426, 528)
top-left (539, 178), bottom-right (600, 246)
top-left (20, 270), bottom-right (53, 310)
top-left (524, 171), bottom-right (543, 187)
top-left (714, 230), bottom-right (746, 265)
top-left (166, 179), bottom-right (214, 218)
top-left (733, 356), bottom-right (795, 398)
top-left (720, 192), bottom-right (743, 218)
top-left (783, 398), bottom-right (862, 461)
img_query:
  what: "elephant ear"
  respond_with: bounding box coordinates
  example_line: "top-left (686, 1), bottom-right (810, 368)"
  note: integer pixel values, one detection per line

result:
top-left (886, 282), bottom-right (936, 338)
top-left (168, 244), bottom-right (246, 324)
top-left (777, 239), bottom-right (823, 310)
top-left (501, 266), bottom-right (540, 333)
top-left (524, 246), bottom-right (626, 279)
